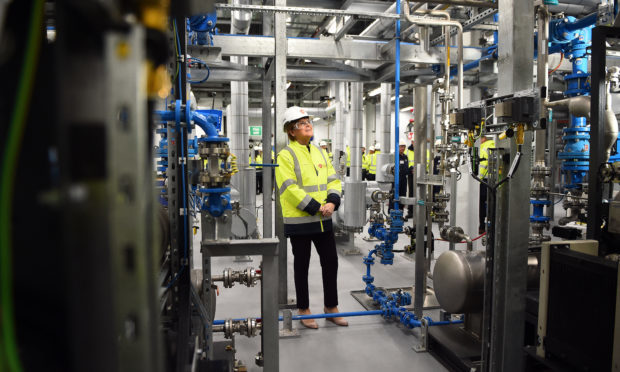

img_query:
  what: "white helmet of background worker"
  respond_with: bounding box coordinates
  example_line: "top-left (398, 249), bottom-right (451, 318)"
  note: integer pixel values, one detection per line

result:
top-left (369, 145), bottom-right (375, 152)
top-left (319, 140), bottom-right (327, 147)
top-left (399, 140), bottom-right (407, 147)
top-left (283, 106), bottom-right (311, 127)
top-left (374, 143), bottom-right (381, 151)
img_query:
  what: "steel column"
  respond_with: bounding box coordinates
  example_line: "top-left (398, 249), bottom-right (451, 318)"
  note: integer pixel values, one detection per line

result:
top-left (482, 1), bottom-right (534, 370)
top-left (274, 0), bottom-right (289, 307)
top-left (413, 86), bottom-right (428, 319)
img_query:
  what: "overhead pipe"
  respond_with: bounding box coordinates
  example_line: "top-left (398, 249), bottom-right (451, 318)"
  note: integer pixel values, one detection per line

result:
top-left (403, 2), bottom-right (463, 109)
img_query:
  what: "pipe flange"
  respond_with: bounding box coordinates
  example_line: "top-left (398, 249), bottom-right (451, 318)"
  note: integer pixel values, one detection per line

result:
top-left (199, 144), bottom-right (230, 157)
top-left (224, 319), bottom-right (234, 339)
top-left (435, 193), bottom-right (450, 202)
top-left (199, 172), bottom-right (231, 185)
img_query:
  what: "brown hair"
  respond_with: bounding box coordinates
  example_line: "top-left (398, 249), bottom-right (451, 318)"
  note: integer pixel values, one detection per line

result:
top-left (283, 120), bottom-right (298, 141)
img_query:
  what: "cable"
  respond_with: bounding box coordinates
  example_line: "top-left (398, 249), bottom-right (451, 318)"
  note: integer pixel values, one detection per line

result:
top-left (549, 52), bottom-right (563, 75)
top-left (1, 1), bottom-right (45, 371)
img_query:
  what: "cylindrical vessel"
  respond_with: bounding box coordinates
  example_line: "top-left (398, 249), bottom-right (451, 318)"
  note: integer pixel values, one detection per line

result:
top-left (433, 250), bottom-right (540, 313)
top-left (343, 181), bottom-right (367, 229)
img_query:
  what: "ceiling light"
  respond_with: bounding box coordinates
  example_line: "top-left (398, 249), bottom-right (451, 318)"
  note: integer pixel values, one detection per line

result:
top-left (367, 87), bottom-right (381, 97)
top-left (390, 95), bottom-right (403, 101)
top-left (313, 117), bottom-right (321, 122)
top-left (304, 59), bottom-right (312, 63)
top-left (400, 106), bottom-right (414, 112)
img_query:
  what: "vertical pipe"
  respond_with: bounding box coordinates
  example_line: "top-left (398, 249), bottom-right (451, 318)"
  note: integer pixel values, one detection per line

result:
top-left (380, 83), bottom-right (391, 151)
top-left (394, 0), bottom-right (401, 206)
top-left (350, 68), bottom-right (364, 182)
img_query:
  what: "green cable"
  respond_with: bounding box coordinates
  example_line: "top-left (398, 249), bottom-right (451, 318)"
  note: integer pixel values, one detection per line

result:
top-left (1, 0), bottom-right (45, 370)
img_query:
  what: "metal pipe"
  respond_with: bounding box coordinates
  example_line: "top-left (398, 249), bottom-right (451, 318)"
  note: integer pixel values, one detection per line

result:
top-left (212, 310), bottom-right (463, 326)
top-left (379, 83), bottom-right (391, 151)
top-left (403, 4), bottom-right (464, 109)
top-left (411, 0), bottom-right (496, 8)
top-left (335, 82), bottom-right (346, 173)
top-left (604, 67), bottom-right (619, 163)
top-left (350, 64), bottom-right (364, 182)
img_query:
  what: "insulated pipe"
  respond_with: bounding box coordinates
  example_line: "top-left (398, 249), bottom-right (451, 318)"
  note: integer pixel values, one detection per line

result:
top-left (350, 67), bottom-right (364, 182)
top-left (379, 83), bottom-right (391, 151)
top-left (402, 4), bottom-right (464, 109)
top-left (230, 0), bottom-right (254, 221)
top-left (545, 96), bottom-right (591, 119)
top-left (245, 107), bottom-right (329, 118)
top-left (604, 68), bottom-right (619, 163)
top-left (335, 82), bottom-right (346, 172)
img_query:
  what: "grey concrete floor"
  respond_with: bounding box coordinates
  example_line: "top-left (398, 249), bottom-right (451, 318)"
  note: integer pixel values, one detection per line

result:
top-left (193, 195), bottom-right (482, 371)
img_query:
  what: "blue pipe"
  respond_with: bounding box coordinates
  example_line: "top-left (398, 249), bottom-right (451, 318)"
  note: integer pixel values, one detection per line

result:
top-left (192, 111), bottom-right (219, 137)
top-left (394, 0), bottom-right (401, 209)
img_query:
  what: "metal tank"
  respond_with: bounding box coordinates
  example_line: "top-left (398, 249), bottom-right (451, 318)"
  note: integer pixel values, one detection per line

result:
top-left (433, 250), bottom-right (540, 314)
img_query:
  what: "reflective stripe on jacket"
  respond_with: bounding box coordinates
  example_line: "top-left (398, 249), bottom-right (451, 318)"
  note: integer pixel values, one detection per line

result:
top-left (275, 140), bottom-right (342, 236)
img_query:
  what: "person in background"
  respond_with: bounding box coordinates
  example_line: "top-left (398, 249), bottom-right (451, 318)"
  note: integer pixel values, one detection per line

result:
top-left (362, 146), bottom-right (368, 180)
top-left (319, 140), bottom-right (332, 160)
top-left (389, 141), bottom-right (409, 212)
top-left (405, 140), bottom-right (415, 219)
top-left (368, 143), bottom-right (380, 180)
top-left (478, 136), bottom-right (495, 234)
top-left (275, 106), bottom-right (347, 329)
top-left (345, 145), bottom-right (351, 177)
top-left (255, 146), bottom-right (263, 194)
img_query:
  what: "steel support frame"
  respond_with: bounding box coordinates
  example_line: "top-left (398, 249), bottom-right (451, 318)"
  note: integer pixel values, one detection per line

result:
top-left (587, 26), bottom-right (620, 246)
top-left (202, 238), bottom-right (280, 371)
top-left (105, 27), bottom-right (162, 371)
top-left (273, 0), bottom-right (290, 307)
top-left (480, 1), bottom-right (534, 371)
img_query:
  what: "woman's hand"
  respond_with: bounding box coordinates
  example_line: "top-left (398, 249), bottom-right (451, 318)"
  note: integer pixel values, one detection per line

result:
top-left (320, 202), bottom-right (335, 217)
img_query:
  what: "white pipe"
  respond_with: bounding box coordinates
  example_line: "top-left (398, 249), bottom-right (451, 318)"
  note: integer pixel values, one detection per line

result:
top-left (350, 69), bottom-right (364, 182)
top-left (604, 67), bottom-right (619, 163)
top-left (403, 3), bottom-right (463, 109)
top-left (379, 83), bottom-right (391, 151)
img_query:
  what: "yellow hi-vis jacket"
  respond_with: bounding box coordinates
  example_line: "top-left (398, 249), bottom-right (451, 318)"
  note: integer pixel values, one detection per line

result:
top-left (369, 150), bottom-right (380, 175)
top-left (255, 154), bottom-right (263, 169)
top-left (362, 153), bottom-right (370, 171)
top-left (478, 139), bottom-right (495, 179)
top-left (346, 146), bottom-right (351, 167)
top-left (276, 140), bottom-right (342, 236)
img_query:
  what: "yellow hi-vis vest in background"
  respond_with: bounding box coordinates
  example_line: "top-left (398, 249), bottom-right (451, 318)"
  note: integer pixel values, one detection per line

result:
top-left (478, 139), bottom-right (495, 179)
top-left (362, 153), bottom-right (369, 171)
top-left (276, 140), bottom-right (342, 235)
top-left (346, 146), bottom-right (351, 167)
top-left (369, 150), bottom-right (380, 175)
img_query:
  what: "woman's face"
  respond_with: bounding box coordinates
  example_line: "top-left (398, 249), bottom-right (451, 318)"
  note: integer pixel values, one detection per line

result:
top-left (290, 117), bottom-right (313, 141)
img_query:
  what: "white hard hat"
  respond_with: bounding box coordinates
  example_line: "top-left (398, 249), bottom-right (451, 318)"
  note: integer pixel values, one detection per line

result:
top-left (369, 145), bottom-right (375, 151)
top-left (256, 146), bottom-right (263, 151)
top-left (399, 140), bottom-right (407, 147)
top-left (283, 106), bottom-right (311, 127)
top-left (374, 143), bottom-right (381, 150)
top-left (319, 140), bottom-right (327, 147)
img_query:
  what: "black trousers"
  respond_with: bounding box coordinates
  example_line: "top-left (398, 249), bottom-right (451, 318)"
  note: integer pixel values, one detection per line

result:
top-left (367, 173), bottom-right (376, 181)
top-left (479, 181), bottom-right (488, 232)
top-left (407, 173), bottom-right (414, 216)
top-left (290, 231), bottom-right (339, 309)
top-left (256, 170), bottom-right (263, 194)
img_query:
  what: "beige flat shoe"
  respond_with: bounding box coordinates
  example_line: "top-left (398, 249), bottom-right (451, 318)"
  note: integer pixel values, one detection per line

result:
top-left (324, 307), bottom-right (349, 327)
top-left (300, 318), bottom-right (319, 329)
top-left (298, 309), bottom-right (319, 329)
